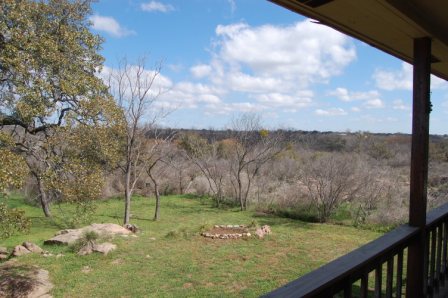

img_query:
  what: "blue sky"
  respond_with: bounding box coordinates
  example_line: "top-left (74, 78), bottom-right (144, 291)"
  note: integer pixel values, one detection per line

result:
top-left (90, 0), bottom-right (448, 134)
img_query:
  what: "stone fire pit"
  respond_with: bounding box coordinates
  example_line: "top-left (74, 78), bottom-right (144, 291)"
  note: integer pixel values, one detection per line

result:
top-left (201, 225), bottom-right (251, 239)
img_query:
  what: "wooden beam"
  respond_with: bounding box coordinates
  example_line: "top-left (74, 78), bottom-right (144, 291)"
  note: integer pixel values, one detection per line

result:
top-left (406, 36), bottom-right (431, 298)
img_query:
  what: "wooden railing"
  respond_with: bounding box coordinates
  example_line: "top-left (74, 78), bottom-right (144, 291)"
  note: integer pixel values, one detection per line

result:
top-left (263, 203), bottom-right (448, 298)
top-left (425, 203), bottom-right (448, 297)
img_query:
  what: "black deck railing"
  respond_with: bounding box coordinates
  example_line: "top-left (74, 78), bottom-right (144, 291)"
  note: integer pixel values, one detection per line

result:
top-left (263, 202), bottom-right (448, 298)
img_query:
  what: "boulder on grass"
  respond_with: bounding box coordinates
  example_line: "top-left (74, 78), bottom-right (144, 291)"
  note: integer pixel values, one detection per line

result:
top-left (12, 245), bottom-right (31, 257)
top-left (93, 243), bottom-right (116, 255)
top-left (23, 242), bottom-right (43, 254)
top-left (0, 247), bottom-right (8, 260)
top-left (78, 242), bottom-right (116, 256)
top-left (45, 223), bottom-right (132, 245)
top-left (255, 225), bottom-right (272, 239)
top-left (78, 242), bottom-right (94, 256)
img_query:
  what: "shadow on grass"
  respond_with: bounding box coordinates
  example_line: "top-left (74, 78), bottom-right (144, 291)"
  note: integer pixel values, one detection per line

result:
top-left (0, 264), bottom-right (37, 297)
top-left (250, 215), bottom-right (313, 230)
top-left (28, 216), bottom-right (69, 231)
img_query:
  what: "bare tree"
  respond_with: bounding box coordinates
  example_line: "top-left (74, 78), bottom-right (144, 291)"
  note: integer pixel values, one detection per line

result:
top-left (228, 114), bottom-right (283, 211)
top-left (179, 133), bottom-right (228, 207)
top-left (107, 57), bottom-right (166, 225)
top-left (144, 126), bottom-right (175, 221)
top-left (301, 153), bottom-right (362, 222)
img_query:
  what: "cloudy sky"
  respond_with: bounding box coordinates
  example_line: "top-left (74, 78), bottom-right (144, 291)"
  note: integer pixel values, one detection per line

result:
top-left (90, 0), bottom-right (448, 134)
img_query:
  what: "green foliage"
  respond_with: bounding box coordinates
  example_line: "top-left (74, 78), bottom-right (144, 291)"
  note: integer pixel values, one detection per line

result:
top-left (178, 133), bottom-right (211, 158)
top-left (0, 133), bottom-right (28, 193)
top-left (71, 201), bottom-right (98, 228)
top-left (70, 230), bottom-right (100, 252)
top-left (0, 133), bottom-right (30, 239)
top-left (0, 0), bottom-right (126, 217)
top-left (0, 201), bottom-right (30, 239)
top-left (165, 227), bottom-right (193, 239)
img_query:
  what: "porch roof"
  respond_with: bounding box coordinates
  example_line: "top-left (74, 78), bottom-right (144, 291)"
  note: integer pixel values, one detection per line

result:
top-left (269, 0), bottom-right (448, 81)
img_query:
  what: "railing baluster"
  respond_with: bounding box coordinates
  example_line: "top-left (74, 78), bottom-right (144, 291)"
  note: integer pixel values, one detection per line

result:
top-left (343, 282), bottom-right (352, 298)
top-left (429, 228), bottom-right (437, 297)
top-left (442, 221), bottom-right (448, 284)
top-left (424, 227), bottom-right (431, 296)
top-left (436, 224), bottom-right (443, 293)
top-left (396, 250), bottom-right (403, 298)
top-left (360, 273), bottom-right (368, 298)
top-left (375, 263), bottom-right (382, 298)
top-left (386, 257), bottom-right (394, 297)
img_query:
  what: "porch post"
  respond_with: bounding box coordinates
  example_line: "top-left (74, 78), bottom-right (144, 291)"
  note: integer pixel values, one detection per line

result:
top-left (406, 37), bottom-right (431, 298)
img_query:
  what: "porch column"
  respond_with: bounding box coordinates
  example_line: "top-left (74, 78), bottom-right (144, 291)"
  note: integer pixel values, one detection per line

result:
top-left (406, 37), bottom-right (431, 298)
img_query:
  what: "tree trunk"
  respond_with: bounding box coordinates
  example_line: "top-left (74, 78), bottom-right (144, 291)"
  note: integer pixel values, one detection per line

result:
top-left (178, 170), bottom-right (184, 194)
top-left (150, 175), bottom-right (160, 221)
top-left (238, 171), bottom-right (244, 211)
top-left (124, 166), bottom-right (132, 225)
top-left (36, 175), bottom-right (51, 217)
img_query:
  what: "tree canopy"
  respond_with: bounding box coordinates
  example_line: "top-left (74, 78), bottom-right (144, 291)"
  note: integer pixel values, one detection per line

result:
top-left (0, 0), bottom-right (125, 219)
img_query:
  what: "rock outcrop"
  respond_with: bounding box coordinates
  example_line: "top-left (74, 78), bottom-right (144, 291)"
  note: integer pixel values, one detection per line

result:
top-left (255, 225), bottom-right (272, 239)
top-left (12, 245), bottom-right (32, 257)
top-left (78, 242), bottom-right (117, 256)
top-left (0, 247), bottom-right (8, 260)
top-left (44, 223), bottom-right (132, 245)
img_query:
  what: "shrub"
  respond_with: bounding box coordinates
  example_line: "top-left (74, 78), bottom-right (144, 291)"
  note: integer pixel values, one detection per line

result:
top-left (70, 230), bottom-right (100, 252)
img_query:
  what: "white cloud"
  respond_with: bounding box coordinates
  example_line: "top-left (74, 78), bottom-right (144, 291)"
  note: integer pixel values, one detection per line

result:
top-left (358, 115), bottom-right (398, 124)
top-left (365, 98), bottom-right (384, 109)
top-left (227, 0), bottom-right (236, 14)
top-left (329, 87), bottom-right (384, 109)
top-left (141, 1), bottom-right (174, 13)
top-left (254, 91), bottom-right (313, 111)
top-left (392, 99), bottom-right (411, 110)
top-left (214, 21), bottom-right (356, 86)
top-left (158, 82), bottom-right (226, 109)
top-left (99, 65), bottom-right (173, 106)
top-left (329, 88), bottom-right (380, 102)
top-left (315, 108), bottom-right (347, 116)
top-left (89, 15), bottom-right (135, 37)
top-left (205, 102), bottom-right (264, 115)
top-left (374, 62), bottom-right (448, 90)
top-left (351, 107), bottom-right (361, 112)
top-left (190, 64), bottom-right (212, 78)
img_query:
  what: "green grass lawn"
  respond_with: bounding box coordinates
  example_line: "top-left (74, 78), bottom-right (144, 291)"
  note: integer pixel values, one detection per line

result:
top-left (2, 195), bottom-right (382, 297)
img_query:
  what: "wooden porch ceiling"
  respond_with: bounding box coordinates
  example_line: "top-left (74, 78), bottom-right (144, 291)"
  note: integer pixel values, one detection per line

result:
top-left (269, 0), bottom-right (448, 81)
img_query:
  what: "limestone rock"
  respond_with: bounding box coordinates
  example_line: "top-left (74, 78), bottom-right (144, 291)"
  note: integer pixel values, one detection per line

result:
top-left (93, 243), bottom-right (116, 255)
top-left (78, 242), bottom-right (116, 256)
top-left (45, 223), bottom-right (132, 245)
top-left (23, 242), bottom-right (43, 254)
top-left (0, 247), bottom-right (8, 261)
top-left (27, 269), bottom-right (54, 298)
top-left (77, 242), bottom-right (94, 256)
top-left (12, 245), bottom-right (31, 257)
top-left (123, 223), bottom-right (138, 233)
top-left (261, 225), bottom-right (271, 234)
top-left (255, 225), bottom-right (272, 239)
